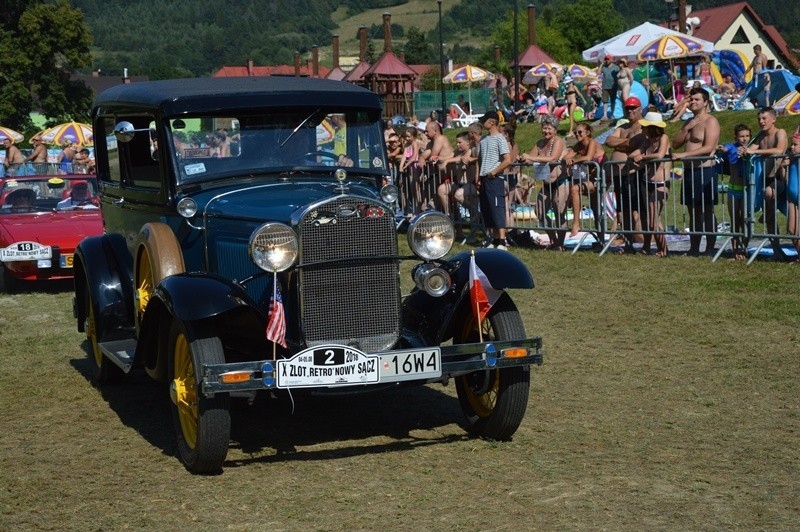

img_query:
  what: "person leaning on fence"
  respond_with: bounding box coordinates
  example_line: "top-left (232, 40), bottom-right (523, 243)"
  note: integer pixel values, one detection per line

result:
top-left (629, 112), bottom-right (672, 257)
top-left (717, 124), bottom-right (753, 260)
top-left (24, 136), bottom-right (47, 174)
top-left (520, 115), bottom-right (567, 250)
top-left (476, 111), bottom-right (512, 250)
top-left (606, 96), bottom-right (645, 251)
top-left (441, 131), bottom-right (480, 240)
top-left (420, 121), bottom-right (455, 213)
top-left (748, 107), bottom-right (789, 257)
top-left (672, 87), bottom-right (721, 256)
top-left (3, 138), bottom-right (26, 176)
top-left (564, 123), bottom-right (606, 236)
top-left (779, 129), bottom-right (800, 259)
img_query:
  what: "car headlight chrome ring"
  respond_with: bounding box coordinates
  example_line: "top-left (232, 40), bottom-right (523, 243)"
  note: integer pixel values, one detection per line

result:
top-left (249, 222), bottom-right (298, 272)
top-left (407, 211), bottom-right (455, 260)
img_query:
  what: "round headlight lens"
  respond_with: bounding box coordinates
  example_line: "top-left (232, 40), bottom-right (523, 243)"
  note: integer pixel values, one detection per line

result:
top-left (380, 184), bottom-right (399, 204)
top-left (177, 197), bottom-right (198, 218)
top-left (407, 211), bottom-right (455, 260)
top-left (249, 223), bottom-right (298, 272)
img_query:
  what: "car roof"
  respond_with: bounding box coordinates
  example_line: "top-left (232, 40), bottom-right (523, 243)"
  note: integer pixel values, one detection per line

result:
top-left (93, 77), bottom-right (384, 116)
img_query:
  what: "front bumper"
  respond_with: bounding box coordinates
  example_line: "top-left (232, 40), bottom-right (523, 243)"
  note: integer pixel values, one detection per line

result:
top-left (200, 337), bottom-right (543, 397)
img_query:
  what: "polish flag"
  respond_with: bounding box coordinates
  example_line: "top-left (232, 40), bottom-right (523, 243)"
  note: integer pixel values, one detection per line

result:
top-left (469, 254), bottom-right (502, 324)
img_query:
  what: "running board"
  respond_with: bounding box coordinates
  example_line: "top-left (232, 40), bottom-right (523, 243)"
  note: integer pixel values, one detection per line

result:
top-left (99, 339), bottom-right (137, 372)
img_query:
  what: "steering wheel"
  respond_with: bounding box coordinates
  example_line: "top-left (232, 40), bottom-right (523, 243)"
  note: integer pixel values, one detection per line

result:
top-left (296, 150), bottom-right (340, 163)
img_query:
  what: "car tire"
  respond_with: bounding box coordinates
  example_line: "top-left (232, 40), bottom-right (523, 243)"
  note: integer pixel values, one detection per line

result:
top-left (134, 223), bottom-right (185, 335)
top-left (0, 265), bottom-right (21, 294)
top-left (85, 288), bottom-right (124, 385)
top-left (168, 319), bottom-right (230, 474)
top-left (455, 294), bottom-right (531, 441)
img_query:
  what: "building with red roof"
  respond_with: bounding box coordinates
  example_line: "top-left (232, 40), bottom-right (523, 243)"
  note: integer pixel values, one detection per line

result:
top-left (680, 2), bottom-right (798, 70)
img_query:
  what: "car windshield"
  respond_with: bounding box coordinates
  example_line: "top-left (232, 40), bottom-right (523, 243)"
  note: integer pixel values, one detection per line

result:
top-left (168, 108), bottom-right (388, 184)
top-left (0, 178), bottom-right (98, 214)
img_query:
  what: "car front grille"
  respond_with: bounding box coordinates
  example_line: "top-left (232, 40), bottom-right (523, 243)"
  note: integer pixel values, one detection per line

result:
top-left (298, 196), bottom-right (400, 352)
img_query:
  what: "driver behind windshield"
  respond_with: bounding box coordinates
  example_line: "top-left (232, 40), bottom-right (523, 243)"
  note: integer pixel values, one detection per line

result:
top-left (57, 181), bottom-right (97, 210)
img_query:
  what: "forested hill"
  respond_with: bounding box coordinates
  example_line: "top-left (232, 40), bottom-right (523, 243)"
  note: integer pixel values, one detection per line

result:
top-left (73, 0), bottom-right (797, 79)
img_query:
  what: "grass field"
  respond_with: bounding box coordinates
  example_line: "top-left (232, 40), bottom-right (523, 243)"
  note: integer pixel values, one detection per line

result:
top-left (1, 247), bottom-right (799, 529)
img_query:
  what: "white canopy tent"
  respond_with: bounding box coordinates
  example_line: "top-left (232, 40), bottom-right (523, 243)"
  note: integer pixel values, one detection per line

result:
top-left (582, 22), bottom-right (714, 62)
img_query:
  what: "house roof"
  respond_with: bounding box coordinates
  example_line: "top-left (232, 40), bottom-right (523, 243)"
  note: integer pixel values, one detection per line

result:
top-left (688, 2), bottom-right (798, 69)
top-left (325, 67), bottom-right (347, 81)
top-left (213, 65), bottom-right (331, 78)
top-left (362, 52), bottom-right (417, 78)
top-left (515, 45), bottom-right (557, 68)
top-left (343, 61), bottom-right (371, 82)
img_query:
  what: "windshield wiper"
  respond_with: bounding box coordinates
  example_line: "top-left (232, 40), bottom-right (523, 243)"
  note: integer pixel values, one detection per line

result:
top-left (279, 108), bottom-right (322, 149)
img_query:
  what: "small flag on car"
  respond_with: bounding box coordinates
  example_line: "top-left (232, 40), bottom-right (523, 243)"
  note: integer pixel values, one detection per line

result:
top-left (469, 252), bottom-right (501, 325)
top-left (266, 279), bottom-right (287, 348)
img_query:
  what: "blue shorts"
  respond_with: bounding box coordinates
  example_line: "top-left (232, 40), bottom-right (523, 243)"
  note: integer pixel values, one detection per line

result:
top-left (479, 176), bottom-right (507, 229)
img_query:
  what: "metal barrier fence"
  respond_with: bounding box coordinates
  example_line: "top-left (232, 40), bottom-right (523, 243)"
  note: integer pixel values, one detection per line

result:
top-left (391, 153), bottom-right (800, 262)
top-left (1, 162), bottom-right (94, 177)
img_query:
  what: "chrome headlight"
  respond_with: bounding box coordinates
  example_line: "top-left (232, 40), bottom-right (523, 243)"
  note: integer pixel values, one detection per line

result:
top-left (412, 263), bottom-right (452, 297)
top-left (177, 197), bottom-right (198, 218)
top-left (249, 223), bottom-right (298, 272)
top-left (407, 211), bottom-right (454, 260)
top-left (380, 184), bottom-right (399, 204)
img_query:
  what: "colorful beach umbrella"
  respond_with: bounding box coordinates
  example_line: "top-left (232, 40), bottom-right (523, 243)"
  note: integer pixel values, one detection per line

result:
top-left (40, 121), bottom-right (93, 146)
top-left (522, 62), bottom-right (561, 84)
top-left (564, 64), bottom-right (595, 81)
top-left (442, 65), bottom-right (495, 114)
top-left (637, 34), bottom-right (709, 62)
top-left (0, 126), bottom-right (24, 143)
top-left (442, 65), bottom-right (495, 84)
top-left (774, 91), bottom-right (800, 115)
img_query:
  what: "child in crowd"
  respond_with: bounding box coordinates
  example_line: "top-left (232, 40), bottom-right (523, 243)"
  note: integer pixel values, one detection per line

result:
top-left (717, 124), bottom-right (752, 260)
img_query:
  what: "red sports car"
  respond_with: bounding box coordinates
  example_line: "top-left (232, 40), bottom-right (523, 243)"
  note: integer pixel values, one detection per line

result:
top-left (0, 175), bottom-right (103, 292)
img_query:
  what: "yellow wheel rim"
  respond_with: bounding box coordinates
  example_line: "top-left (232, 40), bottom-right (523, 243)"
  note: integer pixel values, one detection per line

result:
top-left (460, 315), bottom-right (499, 418)
top-left (136, 249), bottom-right (153, 320)
top-left (170, 332), bottom-right (198, 449)
top-left (462, 371), bottom-right (500, 417)
top-left (86, 294), bottom-right (102, 367)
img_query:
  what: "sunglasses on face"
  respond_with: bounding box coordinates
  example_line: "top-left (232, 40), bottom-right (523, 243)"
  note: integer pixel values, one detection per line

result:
top-left (575, 130), bottom-right (587, 136)
top-left (625, 106), bottom-right (638, 111)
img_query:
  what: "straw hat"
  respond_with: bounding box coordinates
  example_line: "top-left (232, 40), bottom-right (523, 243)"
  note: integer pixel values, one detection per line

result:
top-left (639, 112), bottom-right (666, 129)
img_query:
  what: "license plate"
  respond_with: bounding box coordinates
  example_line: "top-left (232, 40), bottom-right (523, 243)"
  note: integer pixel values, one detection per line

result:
top-left (60, 254), bottom-right (74, 268)
top-left (0, 241), bottom-right (52, 262)
top-left (276, 345), bottom-right (380, 389)
top-left (380, 348), bottom-right (441, 382)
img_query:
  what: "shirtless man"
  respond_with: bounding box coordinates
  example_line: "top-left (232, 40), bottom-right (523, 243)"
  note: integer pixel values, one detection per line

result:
top-left (24, 136), bottom-right (48, 174)
top-left (747, 107), bottom-right (788, 256)
top-left (605, 96), bottom-right (645, 250)
top-left (3, 138), bottom-right (25, 176)
top-left (418, 121), bottom-right (454, 211)
top-left (672, 87), bottom-right (721, 255)
top-left (745, 44), bottom-right (768, 79)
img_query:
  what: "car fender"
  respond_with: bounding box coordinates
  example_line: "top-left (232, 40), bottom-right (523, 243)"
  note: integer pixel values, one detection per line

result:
top-left (135, 273), bottom-right (261, 381)
top-left (74, 233), bottom-right (134, 340)
top-left (403, 249), bottom-right (534, 344)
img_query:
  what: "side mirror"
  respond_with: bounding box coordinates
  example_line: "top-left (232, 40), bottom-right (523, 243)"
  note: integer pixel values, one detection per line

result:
top-left (113, 121), bottom-right (151, 143)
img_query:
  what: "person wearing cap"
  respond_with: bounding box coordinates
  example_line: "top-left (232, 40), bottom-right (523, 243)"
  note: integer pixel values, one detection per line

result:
top-left (563, 76), bottom-right (587, 138)
top-left (616, 58), bottom-right (634, 106)
top-left (599, 54), bottom-right (620, 120)
top-left (24, 136), bottom-right (48, 174)
top-left (629, 112), bottom-right (672, 256)
top-left (476, 111), bottom-right (512, 250)
top-left (672, 86), bottom-right (721, 256)
top-left (57, 180), bottom-right (96, 210)
top-left (605, 95), bottom-right (645, 251)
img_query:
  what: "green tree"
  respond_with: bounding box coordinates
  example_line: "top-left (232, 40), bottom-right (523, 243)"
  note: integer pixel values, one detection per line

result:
top-left (403, 26), bottom-right (432, 65)
top-left (551, 0), bottom-right (625, 58)
top-left (0, 1), bottom-right (93, 131)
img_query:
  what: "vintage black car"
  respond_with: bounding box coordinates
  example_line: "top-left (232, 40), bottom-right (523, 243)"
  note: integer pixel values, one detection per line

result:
top-left (73, 77), bottom-right (543, 474)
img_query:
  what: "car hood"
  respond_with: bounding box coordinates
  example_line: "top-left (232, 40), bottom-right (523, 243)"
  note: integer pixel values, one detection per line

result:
top-left (201, 180), bottom-right (382, 223)
top-left (0, 211), bottom-right (104, 249)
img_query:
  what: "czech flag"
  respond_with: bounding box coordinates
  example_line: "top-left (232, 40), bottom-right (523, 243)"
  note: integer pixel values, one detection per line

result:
top-left (266, 281), bottom-right (287, 348)
top-left (469, 253), bottom-right (502, 325)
